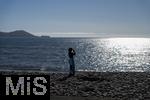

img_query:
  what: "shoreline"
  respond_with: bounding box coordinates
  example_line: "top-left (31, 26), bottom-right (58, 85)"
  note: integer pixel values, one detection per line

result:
top-left (0, 70), bottom-right (150, 99)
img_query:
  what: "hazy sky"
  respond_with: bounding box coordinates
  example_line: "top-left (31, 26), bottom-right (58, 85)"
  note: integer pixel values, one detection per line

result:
top-left (0, 0), bottom-right (150, 37)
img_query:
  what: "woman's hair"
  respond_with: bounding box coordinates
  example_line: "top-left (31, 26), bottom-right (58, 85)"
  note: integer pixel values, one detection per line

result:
top-left (68, 48), bottom-right (73, 52)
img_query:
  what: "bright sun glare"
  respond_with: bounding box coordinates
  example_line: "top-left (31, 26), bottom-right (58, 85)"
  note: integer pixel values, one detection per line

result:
top-left (106, 38), bottom-right (150, 54)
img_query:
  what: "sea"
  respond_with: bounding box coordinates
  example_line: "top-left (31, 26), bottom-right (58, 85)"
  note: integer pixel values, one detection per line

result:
top-left (0, 37), bottom-right (150, 72)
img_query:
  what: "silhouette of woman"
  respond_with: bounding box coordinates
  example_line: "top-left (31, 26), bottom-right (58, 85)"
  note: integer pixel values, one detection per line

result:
top-left (68, 48), bottom-right (76, 76)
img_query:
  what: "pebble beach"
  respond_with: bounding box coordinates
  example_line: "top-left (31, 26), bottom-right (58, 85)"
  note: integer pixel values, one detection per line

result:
top-left (50, 72), bottom-right (150, 100)
top-left (1, 71), bottom-right (150, 100)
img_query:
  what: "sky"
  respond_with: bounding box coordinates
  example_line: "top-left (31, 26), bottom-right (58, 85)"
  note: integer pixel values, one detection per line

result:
top-left (0, 0), bottom-right (150, 37)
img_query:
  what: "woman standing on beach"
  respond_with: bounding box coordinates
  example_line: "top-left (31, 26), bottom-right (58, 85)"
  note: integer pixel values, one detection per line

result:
top-left (68, 48), bottom-right (76, 76)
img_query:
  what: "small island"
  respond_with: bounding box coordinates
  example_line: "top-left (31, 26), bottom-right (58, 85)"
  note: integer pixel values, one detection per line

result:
top-left (40, 35), bottom-right (51, 39)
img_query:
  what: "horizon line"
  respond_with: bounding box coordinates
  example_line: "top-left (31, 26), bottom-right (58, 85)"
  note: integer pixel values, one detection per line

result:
top-left (0, 30), bottom-right (149, 38)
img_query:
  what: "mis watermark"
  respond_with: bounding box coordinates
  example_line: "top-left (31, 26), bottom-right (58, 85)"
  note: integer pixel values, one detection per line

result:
top-left (0, 75), bottom-right (50, 99)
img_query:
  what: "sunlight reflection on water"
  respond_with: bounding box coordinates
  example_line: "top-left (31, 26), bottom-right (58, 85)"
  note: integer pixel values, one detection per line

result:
top-left (77, 38), bottom-right (150, 72)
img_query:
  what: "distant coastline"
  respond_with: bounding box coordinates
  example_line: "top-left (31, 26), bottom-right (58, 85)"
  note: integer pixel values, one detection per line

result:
top-left (0, 30), bottom-right (50, 38)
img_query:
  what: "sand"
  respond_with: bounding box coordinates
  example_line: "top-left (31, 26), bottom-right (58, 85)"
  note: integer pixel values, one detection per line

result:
top-left (1, 70), bottom-right (150, 100)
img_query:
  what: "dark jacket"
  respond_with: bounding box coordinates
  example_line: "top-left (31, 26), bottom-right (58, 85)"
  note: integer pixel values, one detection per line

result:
top-left (68, 49), bottom-right (76, 58)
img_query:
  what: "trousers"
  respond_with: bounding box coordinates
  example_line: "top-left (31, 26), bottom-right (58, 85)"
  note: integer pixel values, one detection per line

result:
top-left (69, 58), bottom-right (75, 75)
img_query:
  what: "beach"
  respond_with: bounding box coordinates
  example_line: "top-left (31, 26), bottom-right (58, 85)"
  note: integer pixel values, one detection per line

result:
top-left (50, 72), bottom-right (150, 100)
top-left (1, 71), bottom-right (150, 99)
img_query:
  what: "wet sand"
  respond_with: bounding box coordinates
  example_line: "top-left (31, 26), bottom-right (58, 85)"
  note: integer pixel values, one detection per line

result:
top-left (1, 71), bottom-right (150, 100)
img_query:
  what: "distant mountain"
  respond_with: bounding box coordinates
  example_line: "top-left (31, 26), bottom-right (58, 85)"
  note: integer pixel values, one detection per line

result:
top-left (0, 30), bottom-right (37, 38)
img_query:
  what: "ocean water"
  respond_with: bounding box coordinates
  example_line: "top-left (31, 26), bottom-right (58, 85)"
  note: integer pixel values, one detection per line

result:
top-left (0, 37), bottom-right (150, 72)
